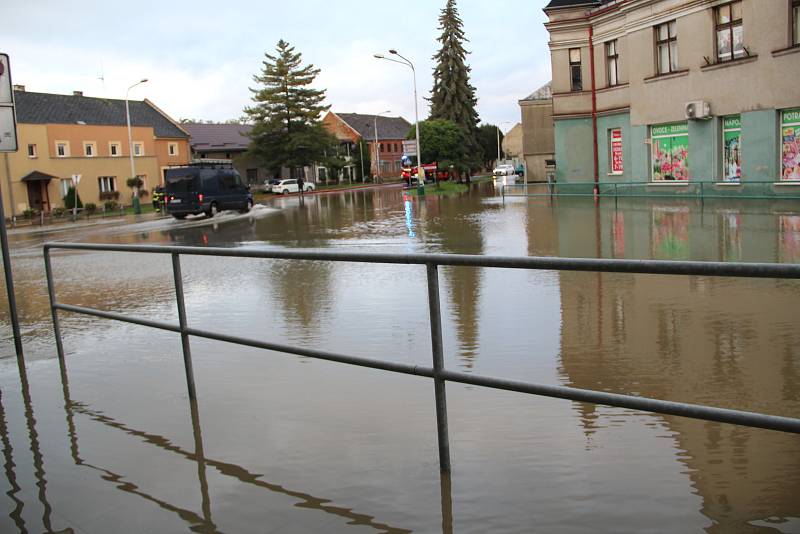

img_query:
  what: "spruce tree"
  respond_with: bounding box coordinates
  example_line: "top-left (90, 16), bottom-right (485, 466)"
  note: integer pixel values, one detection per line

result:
top-left (429, 0), bottom-right (480, 163)
top-left (245, 40), bottom-right (335, 175)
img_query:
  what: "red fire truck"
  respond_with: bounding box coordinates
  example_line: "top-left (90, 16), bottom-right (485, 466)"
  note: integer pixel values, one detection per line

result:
top-left (401, 163), bottom-right (451, 185)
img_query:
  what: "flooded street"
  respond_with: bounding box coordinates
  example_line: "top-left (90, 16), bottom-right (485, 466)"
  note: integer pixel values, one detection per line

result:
top-left (0, 183), bottom-right (799, 533)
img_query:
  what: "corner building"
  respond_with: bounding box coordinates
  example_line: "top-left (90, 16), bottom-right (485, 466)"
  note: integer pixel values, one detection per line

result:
top-left (545, 0), bottom-right (800, 193)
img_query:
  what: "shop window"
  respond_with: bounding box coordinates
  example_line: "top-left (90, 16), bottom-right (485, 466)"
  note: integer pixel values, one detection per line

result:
top-left (781, 108), bottom-right (800, 181)
top-left (655, 21), bottom-right (678, 74)
top-left (569, 48), bottom-right (582, 91)
top-left (606, 40), bottom-right (619, 87)
top-left (609, 128), bottom-right (623, 175)
top-left (722, 116), bottom-right (742, 182)
top-left (651, 122), bottom-right (689, 181)
top-left (715, 1), bottom-right (744, 62)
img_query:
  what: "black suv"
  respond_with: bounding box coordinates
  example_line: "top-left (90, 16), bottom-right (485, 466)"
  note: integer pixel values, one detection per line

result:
top-left (165, 165), bottom-right (253, 219)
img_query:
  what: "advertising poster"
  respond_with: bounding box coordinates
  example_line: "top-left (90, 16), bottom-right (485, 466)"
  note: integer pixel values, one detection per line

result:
top-left (652, 206), bottom-right (690, 260)
top-left (782, 109), bottom-right (800, 182)
top-left (610, 129), bottom-right (623, 174)
top-left (651, 123), bottom-right (689, 181)
top-left (722, 116), bottom-right (741, 183)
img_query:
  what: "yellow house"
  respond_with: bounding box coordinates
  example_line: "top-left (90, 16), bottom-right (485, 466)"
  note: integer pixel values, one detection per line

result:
top-left (2, 88), bottom-right (190, 216)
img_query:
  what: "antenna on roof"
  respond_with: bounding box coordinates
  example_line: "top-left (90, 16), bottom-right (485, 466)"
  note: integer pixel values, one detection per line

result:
top-left (98, 59), bottom-right (106, 96)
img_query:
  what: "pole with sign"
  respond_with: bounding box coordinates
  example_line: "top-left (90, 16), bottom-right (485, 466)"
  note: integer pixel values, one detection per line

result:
top-left (0, 53), bottom-right (24, 360)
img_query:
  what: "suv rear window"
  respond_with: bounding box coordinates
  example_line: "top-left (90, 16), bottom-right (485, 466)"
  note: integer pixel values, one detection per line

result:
top-left (166, 173), bottom-right (199, 193)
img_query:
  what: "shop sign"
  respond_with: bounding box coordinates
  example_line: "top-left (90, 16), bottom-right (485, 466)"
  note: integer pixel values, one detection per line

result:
top-left (610, 129), bottom-right (623, 174)
top-left (651, 122), bottom-right (688, 138)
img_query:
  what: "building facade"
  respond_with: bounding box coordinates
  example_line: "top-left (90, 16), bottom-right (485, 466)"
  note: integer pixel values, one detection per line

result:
top-left (2, 88), bottom-right (189, 216)
top-left (322, 112), bottom-right (412, 179)
top-left (545, 0), bottom-right (800, 194)
top-left (182, 123), bottom-right (270, 185)
top-left (518, 82), bottom-right (556, 182)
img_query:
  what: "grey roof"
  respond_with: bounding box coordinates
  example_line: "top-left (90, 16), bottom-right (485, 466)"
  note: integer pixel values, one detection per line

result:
top-left (13, 91), bottom-right (188, 138)
top-left (335, 113), bottom-right (412, 141)
top-left (183, 123), bottom-right (252, 151)
top-left (545, 0), bottom-right (600, 8)
top-left (521, 82), bottom-right (552, 101)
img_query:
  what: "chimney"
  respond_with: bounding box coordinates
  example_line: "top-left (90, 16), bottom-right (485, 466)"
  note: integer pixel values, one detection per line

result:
top-left (12, 84), bottom-right (25, 92)
top-left (73, 90), bottom-right (83, 97)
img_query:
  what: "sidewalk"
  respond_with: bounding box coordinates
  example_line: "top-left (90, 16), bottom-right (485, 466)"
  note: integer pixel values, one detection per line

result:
top-left (6, 211), bottom-right (168, 236)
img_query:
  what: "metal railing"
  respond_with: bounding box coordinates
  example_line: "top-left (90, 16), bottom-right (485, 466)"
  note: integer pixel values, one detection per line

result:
top-left (501, 180), bottom-right (800, 201)
top-left (43, 242), bottom-right (800, 473)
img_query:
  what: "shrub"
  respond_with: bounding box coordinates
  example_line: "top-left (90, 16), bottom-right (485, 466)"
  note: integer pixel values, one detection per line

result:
top-left (84, 203), bottom-right (97, 215)
top-left (103, 200), bottom-right (118, 212)
top-left (138, 189), bottom-right (150, 198)
top-left (22, 208), bottom-right (38, 219)
top-left (63, 187), bottom-right (83, 210)
top-left (99, 191), bottom-right (120, 201)
top-left (126, 177), bottom-right (144, 190)
top-left (51, 207), bottom-right (66, 218)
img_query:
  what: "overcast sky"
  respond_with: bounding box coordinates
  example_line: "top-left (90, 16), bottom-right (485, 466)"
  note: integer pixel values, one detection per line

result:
top-left (4, 0), bottom-right (551, 131)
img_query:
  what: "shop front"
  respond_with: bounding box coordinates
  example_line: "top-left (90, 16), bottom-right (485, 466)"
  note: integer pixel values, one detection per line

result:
top-left (651, 122), bottom-right (689, 181)
top-left (781, 108), bottom-right (800, 182)
top-left (722, 116), bottom-right (742, 183)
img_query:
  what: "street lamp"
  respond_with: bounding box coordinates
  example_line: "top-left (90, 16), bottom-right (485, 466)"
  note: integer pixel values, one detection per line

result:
top-left (374, 49), bottom-right (424, 194)
top-left (126, 78), bottom-right (148, 214)
top-left (373, 110), bottom-right (391, 184)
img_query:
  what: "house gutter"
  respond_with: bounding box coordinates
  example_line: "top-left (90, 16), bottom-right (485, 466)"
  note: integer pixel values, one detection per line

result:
top-left (589, 25), bottom-right (599, 197)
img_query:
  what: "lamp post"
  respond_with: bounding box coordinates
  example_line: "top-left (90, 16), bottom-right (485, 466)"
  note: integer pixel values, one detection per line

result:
top-left (373, 110), bottom-right (391, 184)
top-left (125, 78), bottom-right (148, 214)
top-left (374, 50), bottom-right (424, 194)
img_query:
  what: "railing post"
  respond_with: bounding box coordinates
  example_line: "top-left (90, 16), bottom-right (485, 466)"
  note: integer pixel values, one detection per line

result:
top-left (426, 263), bottom-right (451, 472)
top-left (172, 253), bottom-right (197, 400)
top-left (43, 246), bottom-right (65, 364)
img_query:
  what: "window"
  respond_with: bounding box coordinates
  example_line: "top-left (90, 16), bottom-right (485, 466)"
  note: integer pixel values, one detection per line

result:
top-left (84, 142), bottom-right (96, 157)
top-left (781, 108), bottom-right (800, 181)
top-left (380, 143), bottom-right (385, 153)
top-left (609, 128), bottom-right (623, 174)
top-left (168, 142), bottom-right (178, 156)
top-left (133, 142), bottom-right (144, 156)
top-left (27, 144), bottom-right (37, 158)
top-left (60, 179), bottom-right (70, 197)
top-left (793, 0), bottom-right (800, 46)
top-left (569, 48), bottom-right (582, 91)
top-left (246, 168), bottom-right (258, 182)
top-left (715, 1), bottom-right (744, 62)
top-left (722, 116), bottom-right (742, 182)
top-left (55, 141), bottom-right (69, 157)
top-left (98, 176), bottom-right (116, 193)
top-left (651, 122), bottom-right (689, 181)
top-left (109, 142), bottom-right (121, 157)
top-left (655, 21), bottom-right (678, 74)
top-left (606, 40), bottom-right (619, 87)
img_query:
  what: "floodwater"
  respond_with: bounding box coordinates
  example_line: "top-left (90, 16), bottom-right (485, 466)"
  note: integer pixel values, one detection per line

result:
top-left (0, 183), bottom-right (798, 533)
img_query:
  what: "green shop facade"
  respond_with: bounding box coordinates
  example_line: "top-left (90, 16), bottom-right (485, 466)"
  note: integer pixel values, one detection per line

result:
top-left (553, 107), bottom-right (800, 197)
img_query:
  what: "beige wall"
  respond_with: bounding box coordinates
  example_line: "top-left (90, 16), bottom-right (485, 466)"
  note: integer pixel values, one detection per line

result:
top-left (520, 99), bottom-right (555, 181)
top-left (501, 123), bottom-right (523, 158)
top-left (2, 123), bottom-right (186, 216)
top-left (548, 0), bottom-right (800, 125)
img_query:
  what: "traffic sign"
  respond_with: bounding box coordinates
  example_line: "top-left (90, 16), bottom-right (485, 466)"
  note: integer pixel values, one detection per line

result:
top-left (402, 139), bottom-right (417, 157)
top-left (0, 54), bottom-right (18, 153)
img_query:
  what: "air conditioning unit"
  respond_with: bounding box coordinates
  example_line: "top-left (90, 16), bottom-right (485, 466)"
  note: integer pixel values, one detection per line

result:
top-left (685, 101), bottom-right (711, 120)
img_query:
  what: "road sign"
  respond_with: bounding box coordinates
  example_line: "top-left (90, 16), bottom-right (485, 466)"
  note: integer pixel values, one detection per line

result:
top-left (0, 54), bottom-right (18, 153)
top-left (402, 140), bottom-right (417, 157)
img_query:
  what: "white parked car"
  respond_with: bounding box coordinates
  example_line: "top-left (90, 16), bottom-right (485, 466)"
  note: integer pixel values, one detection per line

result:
top-left (271, 179), bottom-right (316, 195)
top-left (493, 164), bottom-right (516, 176)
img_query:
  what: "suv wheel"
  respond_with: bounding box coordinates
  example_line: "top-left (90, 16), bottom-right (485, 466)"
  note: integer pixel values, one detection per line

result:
top-left (206, 202), bottom-right (218, 218)
top-left (282, 189), bottom-right (289, 195)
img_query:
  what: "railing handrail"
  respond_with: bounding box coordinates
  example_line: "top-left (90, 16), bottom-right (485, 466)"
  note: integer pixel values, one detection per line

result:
top-left (43, 242), bottom-right (800, 279)
top-left (42, 242), bottom-right (800, 477)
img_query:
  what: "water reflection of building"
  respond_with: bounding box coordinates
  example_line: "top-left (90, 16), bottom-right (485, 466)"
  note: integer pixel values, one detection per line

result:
top-left (552, 199), bottom-right (800, 530)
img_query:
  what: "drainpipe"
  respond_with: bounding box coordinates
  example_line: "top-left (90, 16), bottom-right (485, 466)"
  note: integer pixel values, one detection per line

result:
top-left (589, 25), bottom-right (599, 197)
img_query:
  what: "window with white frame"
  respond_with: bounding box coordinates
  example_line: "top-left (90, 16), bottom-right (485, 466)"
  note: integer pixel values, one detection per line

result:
top-left (97, 176), bottom-right (116, 193)
top-left (109, 142), bottom-right (121, 157)
top-left (606, 40), bottom-right (619, 87)
top-left (27, 144), bottom-right (37, 158)
top-left (569, 48), bottom-right (582, 91)
top-left (655, 21), bottom-right (678, 74)
top-left (84, 142), bottom-right (96, 157)
top-left (55, 141), bottom-right (70, 158)
top-left (133, 142), bottom-right (144, 156)
top-left (60, 179), bottom-right (70, 197)
top-left (168, 142), bottom-right (179, 156)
